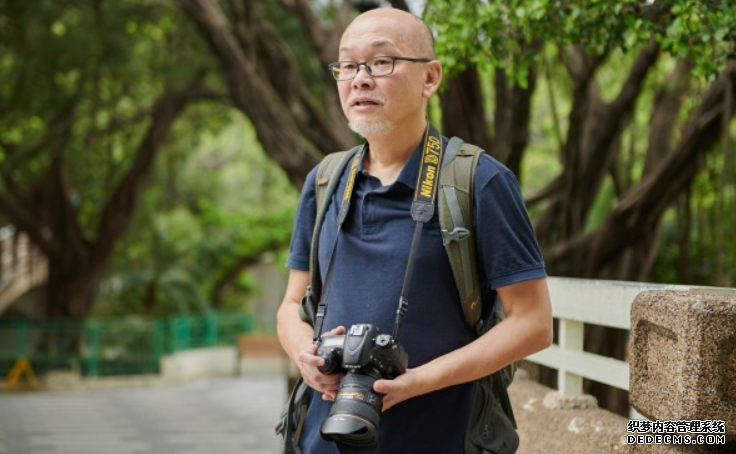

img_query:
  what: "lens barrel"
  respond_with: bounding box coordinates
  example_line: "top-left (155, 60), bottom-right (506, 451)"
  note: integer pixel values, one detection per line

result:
top-left (320, 372), bottom-right (383, 447)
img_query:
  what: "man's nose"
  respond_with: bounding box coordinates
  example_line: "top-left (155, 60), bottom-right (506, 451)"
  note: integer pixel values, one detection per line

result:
top-left (351, 64), bottom-right (375, 89)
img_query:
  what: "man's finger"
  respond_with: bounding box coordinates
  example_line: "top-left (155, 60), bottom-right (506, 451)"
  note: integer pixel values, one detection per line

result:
top-left (321, 373), bottom-right (343, 384)
top-left (299, 350), bottom-right (325, 367)
top-left (314, 373), bottom-right (342, 386)
top-left (326, 325), bottom-right (346, 336)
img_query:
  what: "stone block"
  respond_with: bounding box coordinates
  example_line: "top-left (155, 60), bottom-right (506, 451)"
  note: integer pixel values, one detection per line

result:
top-left (238, 334), bottom-right (285, 358)
top-left (629, 290), bottom-right (736, 436)
top-left (542, 391), bottom-right (598, 410)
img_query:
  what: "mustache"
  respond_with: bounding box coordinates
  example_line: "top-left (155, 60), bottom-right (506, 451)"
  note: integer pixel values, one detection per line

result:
top-left (348, 92), bottom-right (386, 104)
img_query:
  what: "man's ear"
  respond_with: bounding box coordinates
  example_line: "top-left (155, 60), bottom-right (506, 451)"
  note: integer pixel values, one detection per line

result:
top-left (422, 60), bottom-right (443, 98)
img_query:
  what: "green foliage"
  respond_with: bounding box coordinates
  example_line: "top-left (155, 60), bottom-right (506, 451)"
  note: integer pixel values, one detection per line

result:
top-left (427, 0), bottom-right (736, 286)
top-left (1, 1), bottom-right (297, 317)
top-left (99, 210), bottom-right (211, 318)
top-left (0, 0), bottom-right (212, 239)
top-left (96, 111), bottom-right (298, 317)
top-left (427, 0), bottom-right (736, 84)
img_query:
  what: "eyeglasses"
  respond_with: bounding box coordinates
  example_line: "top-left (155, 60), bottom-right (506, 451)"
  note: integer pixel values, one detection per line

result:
top-left (328, 56), bottom-right (431, 81)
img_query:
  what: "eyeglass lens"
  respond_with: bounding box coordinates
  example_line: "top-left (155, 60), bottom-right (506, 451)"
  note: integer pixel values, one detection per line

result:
top-left (332, 57), bottom-right (395, 80)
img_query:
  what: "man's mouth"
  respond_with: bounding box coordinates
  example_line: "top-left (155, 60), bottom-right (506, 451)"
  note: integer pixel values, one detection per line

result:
top-left (353, 100), bottom-right (380, 106)
top-left (350, 95), bottom-right (384, 107)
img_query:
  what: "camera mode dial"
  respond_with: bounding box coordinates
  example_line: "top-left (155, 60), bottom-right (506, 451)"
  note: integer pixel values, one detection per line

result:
top-left (375, 334), bottom-right (392, 347)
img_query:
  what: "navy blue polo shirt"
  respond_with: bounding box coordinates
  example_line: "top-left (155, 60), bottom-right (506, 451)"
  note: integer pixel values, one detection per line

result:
top-left (286, 139), bottom-right (545, 454)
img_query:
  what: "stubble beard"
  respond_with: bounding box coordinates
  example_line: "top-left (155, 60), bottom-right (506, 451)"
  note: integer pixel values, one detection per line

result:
top-left (345, 91), bottom-right (394, 139)
top-left (347, 118), bottom-right (396, 138)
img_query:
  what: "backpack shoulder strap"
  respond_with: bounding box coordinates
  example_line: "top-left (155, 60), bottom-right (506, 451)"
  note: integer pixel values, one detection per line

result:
top-left (439, 137), bottom-right (485, 334)
top-left (298, 147), bottom-right (361, 326)
top-left (443, 139), bottom-right (520, 445)
top-left (314, 150), bottom-right (354, 218)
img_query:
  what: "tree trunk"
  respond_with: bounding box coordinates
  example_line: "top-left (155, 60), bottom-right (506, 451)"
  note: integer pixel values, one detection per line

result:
top-left (45, 260), bottom-right (103, 319)
top-left (211, 240), bottom-right (286, 309)
top-left (440, 66), bottom-right (492, 151)
top-left (177, 0), bottom-right (355, 188)
top-left (0, 88), bottom-right (201, 319)
top-left (676, 189), bottom-right (693, 283)
top-left (545, 61), bottom-right (736, 277)
top-left (439, 57), bottom-right (536, 180)
top-left (211, 256), bottom-right (259, 310)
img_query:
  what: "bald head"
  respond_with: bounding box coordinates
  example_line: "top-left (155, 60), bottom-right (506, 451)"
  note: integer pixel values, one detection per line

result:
top-left (335, 8), bottom-right (443, 140)
top-left (341, 8), bottom-right (435, 59)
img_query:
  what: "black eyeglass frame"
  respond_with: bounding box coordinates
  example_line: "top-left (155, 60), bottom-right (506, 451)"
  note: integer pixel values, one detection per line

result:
top-left (328, 56), bottom-right (432, 81)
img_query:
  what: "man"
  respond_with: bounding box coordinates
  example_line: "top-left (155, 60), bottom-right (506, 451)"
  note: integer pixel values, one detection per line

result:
top-left (277, 7), bottom-right (553, 454)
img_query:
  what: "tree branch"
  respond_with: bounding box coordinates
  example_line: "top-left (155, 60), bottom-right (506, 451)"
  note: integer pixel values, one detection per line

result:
top-left (440, 65), bottom-right (493, 153)
top-left (177, 0), bottom-right (348, 186)
top-left (546, 61), bottom-right (736, 275)
top-left (277, 0), bottom-right (340, 68)
top-left (42, 154), bottom-right (91, 263)
top-left (2, 100), bottom-right (77, 171)
top-left (0, 192), bottom-right (56, 257)
top-left (643, 59), bottom-right (693, 176)
top-left (577, 40), bottom-right (660, 212)
top-left (388, 0), bottom-right (411, 12)
top-left (545, 42), bottom-right (657, 240)
top-left (551, 46), bottom-right (605, 238)
top-left (542, 51), bottom-right (565, 152)
top-left (525, 175), bottom-right (562, 207)
top-left (505, 55), bottom-right (539, 180)
top-left (210, 239), bottom-right (285, 309)
top-left (271, 0), bottom-right (354, 148)
top-left (0, 167), bottom-right (33, 215)
top-left (93, 87), bottom-right (203, 261)
top-left (85, 88), bottom-right (224, 146)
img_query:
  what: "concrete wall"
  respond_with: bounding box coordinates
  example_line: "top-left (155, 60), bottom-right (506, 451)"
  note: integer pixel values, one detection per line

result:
top-left (160, 347), bottom-right (238, 382)
top-left (247, 256), bottom-right (288, 332)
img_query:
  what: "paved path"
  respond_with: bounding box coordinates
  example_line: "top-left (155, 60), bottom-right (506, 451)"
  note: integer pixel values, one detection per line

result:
top-left (0, 375), bottom-right (286, 454)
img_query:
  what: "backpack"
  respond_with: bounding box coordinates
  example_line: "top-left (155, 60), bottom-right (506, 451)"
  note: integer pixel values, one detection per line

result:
top-left (277, 138), bottom-right (519, 454)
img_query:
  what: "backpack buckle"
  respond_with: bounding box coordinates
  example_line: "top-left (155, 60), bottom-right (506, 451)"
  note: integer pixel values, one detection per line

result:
top-left (441, 227), bottom-right (470, 246)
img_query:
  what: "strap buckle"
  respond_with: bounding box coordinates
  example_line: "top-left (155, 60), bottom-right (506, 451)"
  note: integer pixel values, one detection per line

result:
top-left (475, 319), bottom-right (485, 337)
top-left (441, 227), bottom-right (470, 246)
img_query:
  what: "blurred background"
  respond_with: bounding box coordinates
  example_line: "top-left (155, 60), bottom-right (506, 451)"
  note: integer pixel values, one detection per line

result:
top-left (0, 0), bottom-right (734, 450)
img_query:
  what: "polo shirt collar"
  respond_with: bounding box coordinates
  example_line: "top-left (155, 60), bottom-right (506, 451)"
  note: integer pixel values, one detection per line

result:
top-left (357, 141), bottom-right (423, 190)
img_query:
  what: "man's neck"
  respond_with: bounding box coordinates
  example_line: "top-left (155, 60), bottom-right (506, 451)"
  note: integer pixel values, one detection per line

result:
top-left (363, 117), bottom-right (427, 186)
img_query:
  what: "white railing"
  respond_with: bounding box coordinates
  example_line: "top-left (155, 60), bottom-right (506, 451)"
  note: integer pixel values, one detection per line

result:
top-left (526, 277), bottom-right (716, 396)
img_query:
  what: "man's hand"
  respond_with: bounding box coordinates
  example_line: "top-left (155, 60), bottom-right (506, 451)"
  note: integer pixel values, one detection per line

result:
top-left (298, 326), bottom-right (346, 401)
top-left (373, 369), bottom-right (425, 412)
top-left (374, 279), bottom-right (552, 411)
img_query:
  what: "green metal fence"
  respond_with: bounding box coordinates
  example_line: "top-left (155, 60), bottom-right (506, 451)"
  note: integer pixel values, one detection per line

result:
top-left (0, 312), bottom-right (254, 378)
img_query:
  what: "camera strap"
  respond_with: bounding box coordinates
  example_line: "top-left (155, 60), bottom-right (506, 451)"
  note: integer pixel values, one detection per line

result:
top-left (313, 122), bottom-right (444, 345)
top-left (311, 124), bottom-right (444, 454)
top-left (393, 123), bottom-right (443, 341)
top-left (312, 144), bottom-right (366, 342)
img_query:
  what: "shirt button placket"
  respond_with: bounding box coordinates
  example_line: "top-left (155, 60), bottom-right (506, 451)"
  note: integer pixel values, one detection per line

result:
top-left (363, 193), bottom-right (376, 233)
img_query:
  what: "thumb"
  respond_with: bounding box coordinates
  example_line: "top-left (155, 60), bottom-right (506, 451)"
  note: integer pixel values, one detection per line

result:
top-left (373, 379), bottom-right (392, 394)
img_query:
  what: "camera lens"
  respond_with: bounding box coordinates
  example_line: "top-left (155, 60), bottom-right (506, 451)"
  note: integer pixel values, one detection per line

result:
top-left (320, 372), bottom-right (383, 447)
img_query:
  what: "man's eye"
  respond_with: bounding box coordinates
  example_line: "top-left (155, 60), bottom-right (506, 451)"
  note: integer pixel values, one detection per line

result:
top-left (372, 58), bottom-right (392, 67)
top-left (341, 62), bottom-right (358, 71)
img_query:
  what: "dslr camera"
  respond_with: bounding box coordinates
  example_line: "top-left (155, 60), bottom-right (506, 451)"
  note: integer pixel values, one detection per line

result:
top-left (316, 323), bottom-right (408, 448)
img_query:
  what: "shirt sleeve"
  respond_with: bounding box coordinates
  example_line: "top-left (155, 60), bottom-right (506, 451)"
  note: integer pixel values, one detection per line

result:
top-left (285, 166), bottom-right (319, 271)
top-left (474, 159), bottom-right (546, 290)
